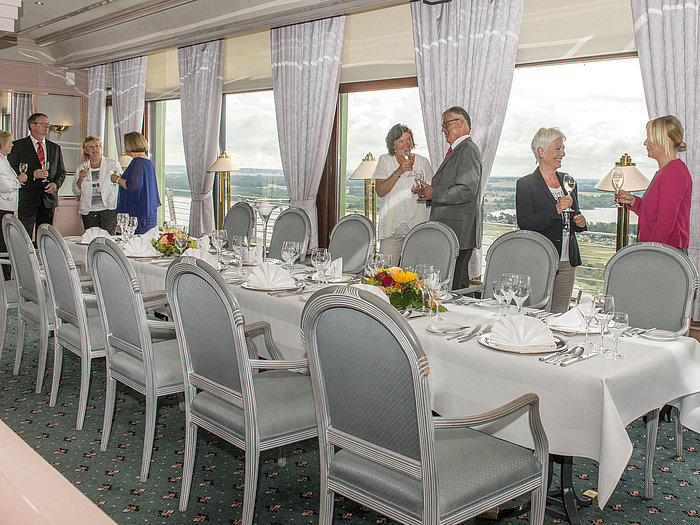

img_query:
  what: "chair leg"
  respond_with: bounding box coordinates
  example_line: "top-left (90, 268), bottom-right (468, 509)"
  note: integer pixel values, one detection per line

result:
top-left (0, 304), bottom-right (7, 355)
top-left (645, 408), bottom-right (660, 499)
top-left (35, 319), bottom-right (49, 394)
top-left (140, 391), bottom-right (158, 482)
top-left (673, 407), bottom-right (683, 456)
top-left (242, 442), bottom-right (260, 525)
top-left (100, 376), bottom-right (116, 452)
top-left (49, 341), bottom-right (63, 408)
top-left (530, 485), bottom-right (546, 525)
top-left (318, 472), bottom-right (335, 525)
top-left (178, 420), bottom-right (198, 512)
top-left (75, 353), bottom-right (92, 431)
top-left (13, 318), bottom-right (25, 375)
top-left (277, 445), bottom-right (287, 467)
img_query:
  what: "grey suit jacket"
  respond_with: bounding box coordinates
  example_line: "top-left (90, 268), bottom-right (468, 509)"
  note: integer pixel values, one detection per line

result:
top-left (429, 137), bottom-right (483, 249)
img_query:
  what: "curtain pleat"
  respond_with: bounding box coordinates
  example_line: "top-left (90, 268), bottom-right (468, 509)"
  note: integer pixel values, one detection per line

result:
top-left (111, 57), bottom-right (148, 155)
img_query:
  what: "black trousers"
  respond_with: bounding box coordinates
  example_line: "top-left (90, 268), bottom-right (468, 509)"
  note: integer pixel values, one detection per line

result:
top-left (453, 248), bottom-right (473, 290)
top-left (18, 204), bottom-right (55, 241)
top-left (81, 209), bottom-right (118, 235)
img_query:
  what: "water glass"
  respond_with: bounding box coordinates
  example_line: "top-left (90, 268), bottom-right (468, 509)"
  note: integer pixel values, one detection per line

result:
top-left (594, 293), bottom-right (615, 354)
top-left (123, 216), bottom-right (138, 242)
top-left (230, 235), bottom-right (248, 275)
top-left (415, 264), bottom-right (434, 315)
top-left (281, 241), bottom-right (301, 270)
top-left (424, 269), bottom-right (441, 316)
top-left (606, 311), bottom-right (628, 360)
top-left (432, 278), bottom-right (449, 321)
top-left (492, 280), bottom-right (507, 319)
top-left (212, 229), bottom-right (228, 260)
top-left (311, 248), bottom-right (331, 286)
top-left (501, 273), bottom-right (517, 315)
top-left (577, 290), bottom-right (598, 351)
top-left (512, 275), bottom-right (531, 313)
top-left (117, 213), bottom-right (129, 238)
top-left (174, 228), bottom-right (189, 254)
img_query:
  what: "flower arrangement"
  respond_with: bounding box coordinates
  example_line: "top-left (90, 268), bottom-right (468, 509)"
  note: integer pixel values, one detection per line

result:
top-left (152, 228), bottom-right (197, 256)
top-left (361, 266), bottom-right (446, 312)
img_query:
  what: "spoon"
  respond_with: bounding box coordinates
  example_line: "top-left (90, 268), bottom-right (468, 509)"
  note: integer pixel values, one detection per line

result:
top-left (554, 346), bottom-right (584, 365)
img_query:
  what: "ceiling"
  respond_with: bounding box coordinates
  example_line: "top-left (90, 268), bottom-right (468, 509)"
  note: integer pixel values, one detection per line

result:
top-left (0, 0), bottom-right (403, 69)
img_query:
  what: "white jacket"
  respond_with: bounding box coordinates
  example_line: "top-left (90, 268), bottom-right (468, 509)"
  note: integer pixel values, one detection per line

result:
top-left (72, 156), bottom-right (121, 215)
top-left (0, 154), bottom-right (22, 212)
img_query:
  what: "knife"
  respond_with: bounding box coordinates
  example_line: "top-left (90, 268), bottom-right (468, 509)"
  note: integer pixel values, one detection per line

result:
top-left (560, 352), bottom-right (598, 367)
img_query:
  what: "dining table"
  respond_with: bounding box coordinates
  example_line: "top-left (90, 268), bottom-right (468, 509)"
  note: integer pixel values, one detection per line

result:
top-left (66, 238), bottom-right (700, 515)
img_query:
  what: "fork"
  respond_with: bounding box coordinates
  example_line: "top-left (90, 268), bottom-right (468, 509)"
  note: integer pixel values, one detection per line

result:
top-left (458, 323), bottom-right (492, 343)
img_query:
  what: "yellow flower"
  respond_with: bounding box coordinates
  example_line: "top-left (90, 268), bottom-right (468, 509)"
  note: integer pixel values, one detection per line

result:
top-left (392, 270), bottom-right (417, 283)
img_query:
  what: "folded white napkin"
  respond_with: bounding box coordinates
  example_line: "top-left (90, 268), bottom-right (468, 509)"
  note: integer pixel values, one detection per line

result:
top-left (141, 226), bottom-right (161, 242)
top-left (247, 245), bottom-right (263, 264)
top-left (194, 235), bottom-right (210, 251)
top-left (313, 257), bottom-right (343, 281)
top-left (181, 248), bottom-right (218, 268)
top-left (351, 283), bottom-right (390, 303)
top-left (81, 227), bottom-right (111, 242)
top-left (489, 315), bottom-right (556, 350)
top-left (247, 262), bottom-right (296, 289)
top-left (547, 306), bottom-right (585, 332)
top-left (123, 236), bottom-right (159, 257)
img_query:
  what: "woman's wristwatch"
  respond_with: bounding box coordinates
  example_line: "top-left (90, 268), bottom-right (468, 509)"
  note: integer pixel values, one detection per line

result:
top-left (392, 171), bottom-right (400, 180)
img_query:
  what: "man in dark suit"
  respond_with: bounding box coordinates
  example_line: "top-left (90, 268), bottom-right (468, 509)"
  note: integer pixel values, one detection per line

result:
top-left (7, 112), bottom-right (66, 238)
top-left (415, 106), bottom-right (483, 289)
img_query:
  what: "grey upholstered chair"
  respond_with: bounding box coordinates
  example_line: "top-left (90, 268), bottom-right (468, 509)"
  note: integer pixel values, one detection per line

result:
top-left (0, 251), bottom-right (17, 356)
top-left (604, 241), bottom-right (699, 499)
top-left (400, 221), bottom-right (459, 286)
top-left (87, 238), bottom-right (183, 482)
top-left (460, 230), bottom-right (559, 310)
top-left (301, 285), bottom-right (549, 525)
top-left (223, 201), bottom-right (256, 247)
top-left (267, 207), bottom-right (311, 260)
top-left (328, 213), bottom-right (375, 274)
top-left (37, 225), bottom-right (107, 431)
top-left (165, 257), bottom-right (317, 523)
top-left (2, 214), bottom-right (53, 394)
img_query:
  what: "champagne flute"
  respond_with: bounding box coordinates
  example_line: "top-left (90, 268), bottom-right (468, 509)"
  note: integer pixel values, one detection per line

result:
top-left (110, 168), bottom-right (119, 187)
top-left (19, 163), bottom-right (28, 178)
top-left (415, 264), bottom-right (434, 315)
top-left (41, 160), bottom-right (50, 185)
top-left (606, 311), bottom-right (628, 359)
top-left (432, 278), bottom-right (450, 321)
top-left (611, 169), bottom-right (624, 207)
top-left (174, 227), bottom-right (189, 254)
top-left (413, 170), bottom-right (425, 189)
top-left (577, 290), bottom-right (598, 351)
top-left (230, 235), bottom-right (248, 275)
top-left (561, 173), bottom-right (576, 212)
top-left (594, 293), bottom-right (615, 354)
top-left (512, 275), bottom-right (531, 314)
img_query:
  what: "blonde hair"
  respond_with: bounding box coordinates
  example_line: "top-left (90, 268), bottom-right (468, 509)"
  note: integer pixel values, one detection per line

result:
top-left (123, 132), bottom-right (149, 155)
top-left (0, 130), bottom-right (12, 149)
top-left (646, 115), bottom-right (686, 160)
top-left (530, 127), bottom-right (566, 162)
top-left (82, 135), bottom-right (102, 159)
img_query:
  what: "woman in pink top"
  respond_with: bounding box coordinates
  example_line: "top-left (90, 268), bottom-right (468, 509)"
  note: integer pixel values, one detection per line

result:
top-left (616, 115), bottom-right (692, 250)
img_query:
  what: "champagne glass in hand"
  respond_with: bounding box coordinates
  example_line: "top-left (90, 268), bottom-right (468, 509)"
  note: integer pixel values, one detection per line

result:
top-left (19, 163), bottom-right (28, 178)
top-left (562, 173), bottom-right (576, 212)
top-left (41, 161), bottom-right (50, 184)
top-left (611, 169), bottom-right (624, 207)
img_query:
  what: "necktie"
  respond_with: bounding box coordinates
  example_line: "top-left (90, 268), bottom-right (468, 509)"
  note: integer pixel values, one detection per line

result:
top-left (445, 146), bottom-right (452, 157)
top-left (37, 142), bottom-right (45, 166)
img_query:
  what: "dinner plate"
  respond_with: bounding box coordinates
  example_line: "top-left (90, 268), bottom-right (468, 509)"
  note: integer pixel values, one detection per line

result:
top-left (640, 329), bottom-right (681, 341)
top-left (126, 252), bottom-right (163, 259)
top-left (425, 323), bottom-right (469, 335)
top-left (478, 333), bottom-right (566, 354)
top-left (305, 274), bottom-right (353, 284)
top-left (241, 281), bottom-right (302, 292)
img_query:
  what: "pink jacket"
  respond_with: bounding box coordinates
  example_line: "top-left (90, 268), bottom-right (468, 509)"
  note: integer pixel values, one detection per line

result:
top-left (628, 158), bottom-right (692, 248)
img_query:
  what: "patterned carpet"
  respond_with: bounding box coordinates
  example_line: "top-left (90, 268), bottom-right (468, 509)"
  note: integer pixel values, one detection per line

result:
top-left (1, 311), bottom-right (700, 524)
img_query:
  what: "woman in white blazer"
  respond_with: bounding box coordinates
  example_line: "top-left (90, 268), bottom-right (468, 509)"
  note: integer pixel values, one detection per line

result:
top-left (73, 136), bottom-right (121, 234)
top-left (0, 129), bottom-right (28, 278)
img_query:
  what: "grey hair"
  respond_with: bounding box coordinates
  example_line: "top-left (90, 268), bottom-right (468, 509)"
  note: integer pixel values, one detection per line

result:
top-left (385, 124), bottom-right (415, 155)
top-left (531, 127), bottom-right (566, 163)
top-left (442, 106), bottom-right (471, 130)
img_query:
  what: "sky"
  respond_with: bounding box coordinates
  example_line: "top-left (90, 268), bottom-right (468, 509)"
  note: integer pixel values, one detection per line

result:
top-left (163, 57), bottom-right (659, 182)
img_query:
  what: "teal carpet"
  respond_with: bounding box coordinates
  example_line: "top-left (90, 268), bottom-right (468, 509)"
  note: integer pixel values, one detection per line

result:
top-left (1, 311), bottom-right (699, 524)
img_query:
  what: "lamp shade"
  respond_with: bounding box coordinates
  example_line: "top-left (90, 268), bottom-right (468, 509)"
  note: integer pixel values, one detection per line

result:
top-left (208, 151), bottom-right (240, 172)
top-left (595, 153), bottom-right (650, 192)
top-left (118, 153), bottom-right (133, 169)
top-left (349, 152), bottom-right (378, 180)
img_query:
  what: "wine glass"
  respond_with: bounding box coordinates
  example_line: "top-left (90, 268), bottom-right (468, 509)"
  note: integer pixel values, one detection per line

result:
top-left (562, 173), bottom-right (576, 212)
top-left (19, 163), bottom-right (28, 178)
top-left (281, 240), bottom-right (300, 271)
top-left (594, 293), bottom-right (615, 354)
top-left (415, 264), bottom-right (434, 315)
top-left (492, 280), bottom-right (507, 319)
top-left (431, 278), bottom-right (450, 321)
top-left (230, 235), bottom-right (248, 275)
top-left (40, 160), bottom-right (50, 184)
top-left (611, 168), bottom-right (624, 207)
top-left (116, 213), bottom-right (129, 239)
top-left (257, 201), bottom-right (277, 261)
top-left (174, 228), bottom-right (189, 255)
top-left (110, 168), bottom-right (119, 187)
top-left (123, 216), bottom-right (138, 242)
top-left (413, 169), bottom-right (424, 188)
top-left (606, 311), bottom-right (628, 360)
top-left (577, 290), bottom-right (598, 351)
top-left (501, 273), bottom-right (517, 315)
top-left (424, 269), bottom-right (441, 317)
top-left (512, 275), bottom-right (531, 314)
top-left (212, 229), bottom-right (228, 262)
top-left (311, 247), bottom-right (331, 286)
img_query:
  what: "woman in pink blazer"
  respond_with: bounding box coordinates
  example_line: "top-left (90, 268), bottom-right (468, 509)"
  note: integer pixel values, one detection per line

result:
top-left (616, 115), bottom-right (692, 251)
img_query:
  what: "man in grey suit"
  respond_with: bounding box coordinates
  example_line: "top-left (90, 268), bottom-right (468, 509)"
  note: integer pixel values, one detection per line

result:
top-left (415, 106), bottom-right (483, 289)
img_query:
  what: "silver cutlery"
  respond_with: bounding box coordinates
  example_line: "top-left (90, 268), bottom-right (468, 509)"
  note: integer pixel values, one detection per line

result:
top-left (623, 327), bottom-right (651, 337)
top-left (560, 351), bottom-right (598, 366)
top-left (541, 345), bottom-right (580, 364)
top-left (539, 347), bottom-right (571, 362)
top-left (458, 323), bottom-right (492, 343)
top-left (451, 324), bottom-right (480, 341)
top-left (273, 285), bottom-right (306, 298)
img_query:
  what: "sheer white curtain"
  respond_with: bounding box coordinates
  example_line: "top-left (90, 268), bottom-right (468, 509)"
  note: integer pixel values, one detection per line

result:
top-left (87, 64), bottom-right (108, 139)
top-left (10, 92), bottom-right (33, 139)
top-left (111, 57), bottom-right (148, 155)
top-left (178, 40), bottom-right (224, 237)
top-left (411, 0), bottom-right (524, 276)
top-left (632, 0), bottom-right (700, 319)
top-left (271, 16), bottom-right (346, 250)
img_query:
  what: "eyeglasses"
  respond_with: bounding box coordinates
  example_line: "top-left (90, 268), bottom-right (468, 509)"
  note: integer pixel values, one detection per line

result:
top-left (441, 118), bottom-right (461, 129)
top-left (31, 122), bottom-right (50, 127)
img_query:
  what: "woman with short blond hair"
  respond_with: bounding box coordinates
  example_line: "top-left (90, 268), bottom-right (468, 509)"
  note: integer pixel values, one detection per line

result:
top-left (0, 129), bottom-right (27, 278)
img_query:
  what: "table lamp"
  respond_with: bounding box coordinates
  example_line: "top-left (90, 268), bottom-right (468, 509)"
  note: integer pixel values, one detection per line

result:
top-left (595, 153), bottom-right (650, 250)
top-left (348, 152), bottom-right (378, 230)
top-left (207, 151), bottom-right (240, 228)
top-left (118, 152), bottom-right (133, 169)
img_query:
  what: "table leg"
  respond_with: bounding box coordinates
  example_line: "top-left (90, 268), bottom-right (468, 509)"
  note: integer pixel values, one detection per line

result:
top-left (545, 455), bottom-right (593, 524)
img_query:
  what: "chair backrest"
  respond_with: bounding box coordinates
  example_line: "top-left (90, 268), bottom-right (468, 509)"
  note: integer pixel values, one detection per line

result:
top-left (400, 221), bottom-right (459, 286)
top-left (604, 242), bottom-right (699, 334)
top-left (301, 286), bottom-right (435, 481)
top-left (87, 238), bottom-right (156, 374)
top-left (328, 214), bottom-right (375, 274)
top-left (2, 215), bottom-right (47, 320)
top-left (482, 230), bottom-right (559, 310)
top-left (268, 207), bottom-right (311, 260)
top-left (166, 257), bottom-right (248, 406)
top-left (223, 201), bottom-right (255, 247)
top-left (36, 225), bottom-right (88, 337)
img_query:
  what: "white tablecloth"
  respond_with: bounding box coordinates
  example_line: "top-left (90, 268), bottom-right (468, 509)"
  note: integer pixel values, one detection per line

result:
top-left (67, 240), bottom-right (700, 508)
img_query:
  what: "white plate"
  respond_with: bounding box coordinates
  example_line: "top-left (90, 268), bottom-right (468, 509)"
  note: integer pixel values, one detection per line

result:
top-left (465, 298), bottom-right (498, 307)
top-left (305, 274), bottom-right (353, 284)
top-left (241, 281), bottom-right (301, 292)
top-left (478, 333), bottom-right (565, 354)
top-left (425, 323), bottom-right (469, 335)
top-left (126, 252), bottom-right (163, 259)
top-left (547, 318), bottom-right (606, 335)
top-left (640, 329), bottom-right (681, 341)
